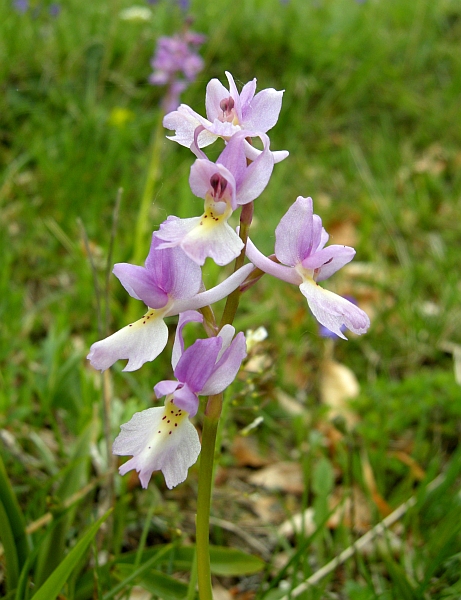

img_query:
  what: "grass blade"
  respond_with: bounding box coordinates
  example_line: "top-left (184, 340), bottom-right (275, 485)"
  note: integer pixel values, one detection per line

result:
top-left (0, 453), bottom-right (30, 591)
top-left (31, 509), bottom-right (111, 600)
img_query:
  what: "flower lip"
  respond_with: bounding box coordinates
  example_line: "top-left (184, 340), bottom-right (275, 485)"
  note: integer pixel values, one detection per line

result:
top-left (113, 400), bottom-right (201, 489)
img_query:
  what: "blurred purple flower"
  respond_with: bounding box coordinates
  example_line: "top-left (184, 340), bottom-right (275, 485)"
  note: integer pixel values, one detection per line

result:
top-left (13, 0), bottom-right (29, 13)
top-left (49, 2), bottom-right (60, 16)
top-left (149, 30), bottom-right (206, 113)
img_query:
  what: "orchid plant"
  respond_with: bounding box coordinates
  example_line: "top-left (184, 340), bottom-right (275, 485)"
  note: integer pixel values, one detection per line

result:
top-left (88, 70), bottom-right (370, 599)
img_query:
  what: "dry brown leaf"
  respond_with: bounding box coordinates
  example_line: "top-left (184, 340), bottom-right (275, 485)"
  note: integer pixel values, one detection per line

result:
top-left (328, 219), bottom-right (358, 247)
top-left (248, 461), bottom-right (304, 494)
top-left (275, 388), bottom-right (305, 416)
top-left (249, 494), bottom-right (285, 524)
top-left (328, 485), bottom-right (372, 534)
top-left (320, 360), bottom-right (360, 428)
top-left (279, 485), bottom-right (373, 538)
top-left (413, 144), bottom-right (446, 175)
top-left (361, 449), bottom-right (393, 517)
top-left (388, 450), bottom-right (426, 481)
top-left (213, 584), bottom-right (233, 600)
top-left (245, 353), bottom-right (272, 374)
top-left (128, 588), bottom-right (151, 600)
top-left (278, 507), bottom-right (316, 538)
top-left (229, 590), bottom-right (256, 600)
top-left (232, 437), bottom-right (269, 468)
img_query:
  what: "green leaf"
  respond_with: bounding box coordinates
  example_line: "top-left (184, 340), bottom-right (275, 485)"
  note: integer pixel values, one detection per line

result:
top-left (209, 546), bottom-right (265, 575)
top-left (312, 456), bottom-right (334, 497)
top-left (0, 499), bottom-right (20, 592)
top-left (164, 546), bottom-right (265, 576)
top-left (31, 509), bottom-right (111, 600)
top-left (34, 420), bottom-right (96, 586)
top-left (384, 557), bottom-right (418, 600)
top-left (117, 544), bottom-right (265, 576)
top-left (0, 453), bottom-right (30, 592)
top-left (117, 565), bottom-right (189, 600)
top-left (103, 544), bottom-right (173, 600)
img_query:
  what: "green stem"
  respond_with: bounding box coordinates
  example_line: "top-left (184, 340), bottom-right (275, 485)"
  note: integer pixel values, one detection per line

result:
top-left (220, 202), bottom-right (254, 328)
top-left (132, 111), bottom-right (165, 266)
top-left (196, 411), bottom-right (220, 600)
top-left (127, 111), bottom-right (165, 323)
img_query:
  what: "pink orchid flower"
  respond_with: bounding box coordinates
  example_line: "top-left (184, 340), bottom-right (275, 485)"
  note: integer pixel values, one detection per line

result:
top-left (245, 196), bottom-right (370, 338)
top-left (87, 236), bottom-right (253, 372)
top-left (163, 71), bottom-right (288, 163)
top-left (113, 311), bottom-right (246, 489)
top-left (154, 131), bottom-right (274, 266)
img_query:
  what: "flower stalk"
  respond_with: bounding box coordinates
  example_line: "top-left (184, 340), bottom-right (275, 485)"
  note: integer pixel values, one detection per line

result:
top-left (220, 201), bottom-right (254, 328)
top-left (196, 413), bottom-right (220, 600)
top-left (129, 111), bottom-right (164, 323)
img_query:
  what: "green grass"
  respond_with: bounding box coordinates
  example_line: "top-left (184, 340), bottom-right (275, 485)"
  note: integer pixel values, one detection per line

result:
top-left (1, 0), bottom-right (461, 597)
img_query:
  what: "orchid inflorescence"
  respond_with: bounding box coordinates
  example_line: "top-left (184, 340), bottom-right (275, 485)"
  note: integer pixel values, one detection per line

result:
top-left (88, 71), bottom-right (370, 490)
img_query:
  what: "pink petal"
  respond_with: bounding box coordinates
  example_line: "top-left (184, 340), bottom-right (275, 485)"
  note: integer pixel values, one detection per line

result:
top-left (171, 383), bottom-right (200, 417)
top-left (144, 236), bottom-right (202, 300)
top-left (113, 263), bottom-right (168, 308)
top-left (236, 133), bottom-right (274, 205)
top-left (205, 77), bottom-right (231, 122)
top-left (163, 105), bottom-right (217, 148)
top-left (243, 142), bottom-right (289, 164)
top-left (201, 331), bottom-right (247, 395)
top-left (189, 160), bottom-right (237, 208)
top-left (172, 310), bottom-right (203, 370)
top-left (275, 196), bottom-right (316, 266)
top-left (242, 88), bottom-right (284, 133)
top-left (154, 380), bottom-right (180, 399)
top-left (225, 71), bottom-right (242, 122)
top-left (239, 78), bottom-right (257, 111)
top-left (175, 337), bottom-right (222, 392)
top-left (216, 133), bottom-right (248, 190)
top-left (301, 245), bottom-right (356, 281)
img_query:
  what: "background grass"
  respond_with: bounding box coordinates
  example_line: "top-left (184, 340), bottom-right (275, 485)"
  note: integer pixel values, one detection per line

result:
top-left (1, 0), bottom-right (461, 598)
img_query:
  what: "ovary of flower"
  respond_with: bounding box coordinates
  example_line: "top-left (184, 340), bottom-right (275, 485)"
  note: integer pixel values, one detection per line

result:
top-left (113, 396), bottom-right (201, 489)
